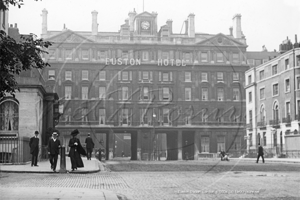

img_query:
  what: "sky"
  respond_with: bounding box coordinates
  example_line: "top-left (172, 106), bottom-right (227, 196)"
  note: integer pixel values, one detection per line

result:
top-left (8, 0), bottom-right (300, 51)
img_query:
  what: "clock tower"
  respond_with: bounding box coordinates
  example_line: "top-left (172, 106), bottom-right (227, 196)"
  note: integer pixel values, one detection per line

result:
top-left (133, 11), bottom-right (157, 36)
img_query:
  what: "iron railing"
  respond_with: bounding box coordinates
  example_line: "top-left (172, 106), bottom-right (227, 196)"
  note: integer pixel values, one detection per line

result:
top-left (285, 150), bottom-right (300, 158)
top-left (0, 135), bottom-right (30, 164)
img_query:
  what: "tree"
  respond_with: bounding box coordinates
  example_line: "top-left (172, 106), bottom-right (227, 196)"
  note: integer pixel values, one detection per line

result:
top-left (0, 0), bottom-right (52, 98)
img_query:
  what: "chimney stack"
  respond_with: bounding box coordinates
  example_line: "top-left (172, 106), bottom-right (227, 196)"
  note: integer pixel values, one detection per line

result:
top-left (184, 20), bottom-right (188, 35)
top-left (166, 19), bottom-right (173, 34)
top-left (229, 27), bottom-right (233, 36)
top-left (41, 8), bottom-right (48, 38)
top-left (91, 10), bottom-right (98, 36)
top-left (128, 9), bottom-right (137, 32)
top-left (188, 13), bottom-right (195, 37)
top-left (232, 14), bottom-right (242, 38)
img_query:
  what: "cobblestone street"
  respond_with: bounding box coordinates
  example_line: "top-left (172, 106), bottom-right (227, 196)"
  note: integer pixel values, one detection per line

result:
top-left (1, 161), bottom-right (299, 200)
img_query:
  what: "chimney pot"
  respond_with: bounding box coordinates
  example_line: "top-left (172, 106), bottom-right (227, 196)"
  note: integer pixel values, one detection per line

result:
top-left (14, 23), bottom-right (17, 28)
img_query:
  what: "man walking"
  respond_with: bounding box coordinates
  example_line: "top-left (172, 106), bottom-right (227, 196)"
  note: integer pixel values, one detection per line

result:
top-left (85, 133), bottom-right (94, 160)
top-left (48, 131), bottom-right (61, 172)
top-left (256, 144), bottom-right (265, 163)
top-left (29, 131), bottom-right (39, 166)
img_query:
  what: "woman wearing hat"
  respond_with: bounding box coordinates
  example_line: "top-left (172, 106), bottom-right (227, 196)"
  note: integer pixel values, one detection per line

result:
top-left (68, 129), bottom-right (86, 171)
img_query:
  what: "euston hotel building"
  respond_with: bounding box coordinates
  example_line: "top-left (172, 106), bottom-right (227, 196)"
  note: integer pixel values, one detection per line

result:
top-left (41, 9), bottom-right (249, 160)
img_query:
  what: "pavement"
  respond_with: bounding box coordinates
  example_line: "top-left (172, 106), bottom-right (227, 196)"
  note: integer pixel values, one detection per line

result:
top-left (229, 157), bottom-right (300, 163)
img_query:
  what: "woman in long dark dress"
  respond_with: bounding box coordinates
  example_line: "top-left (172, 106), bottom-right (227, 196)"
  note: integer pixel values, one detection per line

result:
top-left (69, 129), bottom-right (86, 171)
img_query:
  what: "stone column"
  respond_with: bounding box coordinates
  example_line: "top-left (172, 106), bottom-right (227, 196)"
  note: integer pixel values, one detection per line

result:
top-left (137, 130), bottom-right (142, 160)
top-left (178, 130), bottom-right (182, 160)
top-left (108, 130), bottom-right (114, 160)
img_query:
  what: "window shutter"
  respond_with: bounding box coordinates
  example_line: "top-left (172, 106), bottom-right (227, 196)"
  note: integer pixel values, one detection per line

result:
top-left (159, 72), bottom-right (161, 81)
top-left (118, 71), bottom-right (121, 80)
top-left (139, 71), bottom-right (141, 81)
top-left (150, 71), bottom-right (153, 81)
top-left (170, 72), bottom-right (173, 81)
top-left (129, 71), bottom-right (132, 81)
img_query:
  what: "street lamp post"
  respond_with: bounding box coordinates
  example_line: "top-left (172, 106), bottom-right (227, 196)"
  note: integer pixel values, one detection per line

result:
top-left (153, 113), bottom-right (156, 161)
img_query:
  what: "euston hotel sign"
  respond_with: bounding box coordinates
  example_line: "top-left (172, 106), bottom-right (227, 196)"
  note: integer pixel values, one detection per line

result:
top-left (105, 58), bottom-right (187, 66)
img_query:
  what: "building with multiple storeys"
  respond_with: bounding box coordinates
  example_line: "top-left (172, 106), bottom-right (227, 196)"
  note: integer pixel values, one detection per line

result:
top-left (41, 9), bottom-right (250, 160)
top-left (0, 15), bottom-right (59, 163)
top-left (245, 36), bottom-right (300, 158)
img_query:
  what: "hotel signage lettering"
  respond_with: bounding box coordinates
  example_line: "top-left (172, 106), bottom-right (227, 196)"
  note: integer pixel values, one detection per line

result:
top-left (105, 58), bottom-right (187, 66)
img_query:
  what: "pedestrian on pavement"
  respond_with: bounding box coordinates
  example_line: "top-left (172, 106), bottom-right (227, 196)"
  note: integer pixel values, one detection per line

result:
top-left (85, 133), bottom-right (94, 160)
top-left (48, 131), bottom-right (61, 172)
top-left (29, 131), bottom-right (39, 167)
top-left (68, 129), bottom-right (86, 171)
top-left (256, 144), bottom-right (265, 163)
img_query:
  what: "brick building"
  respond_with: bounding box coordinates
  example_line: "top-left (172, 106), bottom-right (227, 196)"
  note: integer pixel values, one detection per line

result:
top-left (245, 37), bottom-right (300, 158)
top-left (42, 9), bottom-right (250, 160)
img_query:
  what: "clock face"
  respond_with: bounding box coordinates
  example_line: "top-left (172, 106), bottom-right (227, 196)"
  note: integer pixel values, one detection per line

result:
top-left (141, 21), bottom-right (150, 30)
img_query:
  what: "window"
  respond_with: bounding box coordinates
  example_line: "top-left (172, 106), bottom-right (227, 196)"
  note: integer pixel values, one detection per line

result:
top-left (259, 70), bottom-right (264, 80)
top-left (162, 108), bottom-right (170, 125)
top-left (185, 88), bottom-right (191, 101)
top-left (142, 51), bottom-right (149, 61)
top-left (183, 52), bottom-right (191, 62)
top-left (185, 72), bottom-right (192, 82)
top-left (217, 88), bottom-right (224, 101)
top-left (285, 59), bottom-right (289, 70)
top-left (81, 108), bottom-right (88, 122)
top-left (297, 76), bottom-right (300, 89)
top-left (64, 108), bottom-right (72, 123)
top-left (272, 64), bottom-right (278, 75)
top-left (65, 49), bottom-right (72, 60)
top-left (217, 136), bottom-right (225, 152)
top-left (232, 53), bottom-right (239, 63)
top-left (82, 70), bottom-right (88, 80)
top-left (233, 88), bottom-right (240, 101)
top-left (202, 110), bottom-right (208, 122)
top-left (249, 110), bottom-right (253, 125)
top-left (120, 109), bottom-right (129, 125)
top-left (162, 52), bottom-right (169, 60)
top-left (65, 86), bottom-right (72, 100)
top-left (202, 88), bottom-right (208, 101)
top-left (99, 87), bottom-right (106, 99)
top-left (297, 55), bottom-right (300, 66)
top-left (184, 107), bottom-right (192, 125)
top-left (82, 49), bottom-right (89, 60)
top-left (201, 73), bottom-right (208, 82)
top-left (247, 59), bottom-right (254, 65)
top-left (248, 75), bottom-right (252, 85)
top-left (99, 109), bottom-right (106, 125)
top-left (260, 106), bottom-right (266, 124)
top-left (82, 86), bottom-right (88, 100)
top-left (143, 87), bottom-right (149, 100)
top-left (217, 72), bottom-right (223, 81)
top-left (233, 72), bottom-right (239, 81)
top-left (273, 83), bottom-right (279, 96)
top-left (161, 72), bottom-right (172, 82)
top-left (201, 52), bottom-right (208, 62)
top-left (0, 100), bottom-right (19, 131)
top-left (120, 71), bottom-right (132, 81)
top-left (99, 71), bottom-right (106, 81)
top-left (233, 137), bottom-right (241, 150)
top-left (122, 87), bottom-right (129, 100)
top-left (65, 71), bottom-right (72, 81)
top-left (286, 102), bottom-right (291, 118)
top-left (285, 79), bottom-right (290, 92)
top-left (163, 87), bottom-right (170, 101)
top-left (273, 104), bottom-right (279, 121)
top-left (122, 51), bottom-right (128, 59)
top-left (143, 71), bottom-right (149, 80)
top-left (216, 53), bottom-right (223, 62)
top-left (260, 88), bottom-right (265, 99)
top-left (201, 137), bottom-right (210, 152)
top-left (48, 70), bottom-right (55, 80)
top-left (140, 108), bottom-right (150, 125)
top-left (249, 91), bottom-right (252, 103)
top-left (98, 50), bottom-right (107, 60)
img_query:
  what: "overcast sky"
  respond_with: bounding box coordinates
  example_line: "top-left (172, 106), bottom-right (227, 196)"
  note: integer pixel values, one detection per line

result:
top-left (8, 0), bottom-right (300, 51)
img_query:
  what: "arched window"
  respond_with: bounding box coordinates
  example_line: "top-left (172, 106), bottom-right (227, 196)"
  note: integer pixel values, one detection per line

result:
top-left (0, 98), bottom-right (19, 131)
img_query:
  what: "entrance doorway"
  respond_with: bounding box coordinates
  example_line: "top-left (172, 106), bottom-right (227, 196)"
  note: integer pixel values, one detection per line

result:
top-left (182, 132), bottom-right (195, 160)
top-left (114, 133), bottom-right (131, 158)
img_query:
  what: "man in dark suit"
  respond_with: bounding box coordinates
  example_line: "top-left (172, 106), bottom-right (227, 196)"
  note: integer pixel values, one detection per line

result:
top-left (29, 131), bottom-right (39, 166)
top-left (48, 131), bottom-right (61, 172)
top-left (256, 144), bottom-right (265, 163)
top-left (85, 133), bottom-right (94, 160)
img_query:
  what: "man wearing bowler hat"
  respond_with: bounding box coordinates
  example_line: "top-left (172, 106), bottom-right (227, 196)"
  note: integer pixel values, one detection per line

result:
top-left (48, 131), bottom-right (61, 172)
top-left (29, 131), bottom-right (40, 166)
top-left (85, 133), bottom-right (94, 160)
